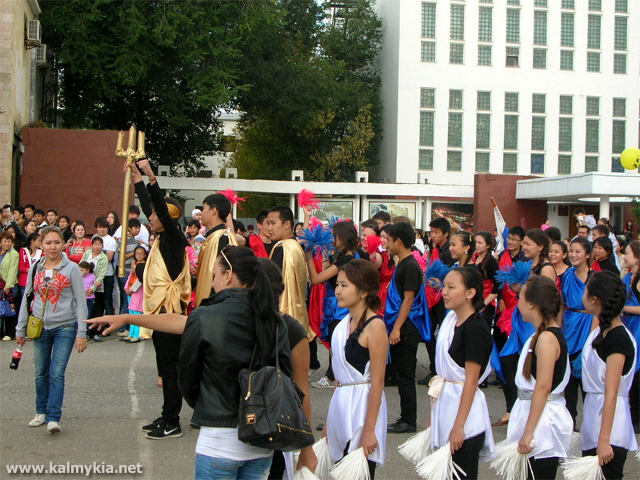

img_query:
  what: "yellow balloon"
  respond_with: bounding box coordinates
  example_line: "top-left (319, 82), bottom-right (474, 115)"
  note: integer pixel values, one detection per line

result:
top-left (620, 147), bottom-right (640, 170)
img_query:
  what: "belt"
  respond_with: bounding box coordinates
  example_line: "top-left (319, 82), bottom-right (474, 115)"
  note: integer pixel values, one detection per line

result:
top-left (564, 306), bottom-right (587, 313)
top-left (428, 375), bottom-right (465, 400)
top-left (517, 390), bottom-right (564, 402)
top-left (337, 380), bottom-right (371, 387)
top-left (586, 392), bottom-right (629, 399)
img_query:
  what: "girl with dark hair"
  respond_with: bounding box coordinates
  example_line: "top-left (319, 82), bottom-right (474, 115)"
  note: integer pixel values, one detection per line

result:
top-left (449, 231), bottom-right (474, 267)
top-left (561, 237), bottom-right (594, 424)
top-left (549, 241), bottom-right (570, 290)
top-left (506, 276), bottom-right (572, 479)
top-left (592, 236), bottom-right (620, 276)
top-left (377, 224), bottom-right (395, 317)
top-left (18, 232), bottom-right (41, 297)
top-left (123, 246), bottom-right (148, 343)
top-left (621, 240), bottom-right (640, 431)
top-left (65, 222), bottom-right (91, 264)
top-left (580, 271), bottom-right (638, 479)
top-left (472, 232), bottom-right (499, 326)
top-left (105, 211), bottom-right (120, 237)
top-left (58, 215), bottom-right (72, 242)
top-left (324, 259), bottom-right (388, 478)
top-left (522, 229), bottom-right (555, 279)
top-left (427, 266), bottom-right (494, 479)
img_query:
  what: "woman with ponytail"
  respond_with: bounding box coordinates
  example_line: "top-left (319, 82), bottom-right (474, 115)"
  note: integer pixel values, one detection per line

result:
top-left (592, 236), bottom-right (620, 276)
top-left (449, 231), bottom-right (474, 267)
top-left (324, 259), bottom-right (388, 478)
top-left (549, 241), bottom-right (570, 291)
top-left (580, 271), bottom-right (637, 478)
top-left (621, 240), bottom-right (640, 431)
top-left (506, 276), bottom-right (572, 479)
top-left (472, 232), bottom-right (499, 327)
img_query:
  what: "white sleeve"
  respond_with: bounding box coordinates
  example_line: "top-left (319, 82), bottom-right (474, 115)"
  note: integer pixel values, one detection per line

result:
top-left (136, 225), bottom-right (150, 245)
top-left (113, 226), bottom-right (122, 241)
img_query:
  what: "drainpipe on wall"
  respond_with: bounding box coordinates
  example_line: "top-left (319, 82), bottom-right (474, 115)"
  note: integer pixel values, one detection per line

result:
top-left (29, 53), bottom-right (37, 123)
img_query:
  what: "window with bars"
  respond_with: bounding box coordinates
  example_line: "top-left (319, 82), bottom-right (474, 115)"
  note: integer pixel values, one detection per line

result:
top-left (504, 115), bottom-right (518, 149)
top-left (421, 41), bottom-right (436, 62)
top-left (531, 154), bottom-right (545, 174)
top-left (587, 97), bottom-right (599, 116)
top-left (612, 120), bottom-right (626, 153)
top-left (447, 151), bottom-right (462, 171)
top-left (420, 111), bottom-right (435, 147)
top-left (506, 9), bottom-right (520, 43)
top-left (560, 95), bottom-right (573, 115)
top-left (534, 10), bottom-right (547, 45)
top-left (561, 12), bottom-right (574, 47)
top-left (478, 45), bottom-right (492, 66)
top-left (478, 7), bottom-right (492, 42)
top-left (531, 117), bottom-right (545, 151)
top-left (533, 48), bottom-right (546, 69)
top-left (450, 43), bottom-right (464, 64)
top-left (421, 88), bottom-right (435, 109)
top-left (587, 15), bottom-right (601, 49)
top-left (585, 156), bottom-right (598, 172)
top-left (589, 0), bottom-right (601, 11)
top-left (615, 17), bottom-right (627, 50)
top-left (612, 156), bottom-right (625, 173)
top-left (421, 2), bottom-right (437, 38)
top-left (587, 52), bottom-right (600, 72)
top-left (559, 117), bottom-right (572, 152)
top-left (476, 114), bottom-right (491, 149)
top-left (419, 149), bottom-right (434, 170)
top-left (534, 0), bottom-right (547, 7)
top-left (477, 91), bottom-right (491, 111)
top-left (448, 113), bottom-right (463, 147)
top-left (586, 119), bottom-right (599, 152)
top-left (505, 92), bottom-right (519, 112)
top-left (560, 50), bottom-right (573, 70)
top-left (503, 153), bottom-right (518, 173)
top-left (506, 46), bottom-right (519, 67)
top-left (558, 155), bottom-right (571, 174)
top-left (562, 0), bottom-right (574, 8)
top-left (615, 0), bottom-right (627, 13)
top-left (507, 0), bottom-right (519, 5)
top-left (613, 98), bottom-right (626, 117)
top-left (480, 0), bottom-right (492, 3)
top-left (614, 53), bottom-right (626, 74)
top-left (449, 90), bottom-right (463, 109)
top-left (450, 4), bottom-right (465, 41)
top-left (475, 152), bottom-right (490, 172)
top-left (532, 94), bottom-right (546, 114)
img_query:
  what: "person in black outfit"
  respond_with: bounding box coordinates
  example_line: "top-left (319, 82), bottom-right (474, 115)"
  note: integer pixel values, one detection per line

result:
top-left (593, 236), bottom-right (620, 275)
top-left (130, 158), bottom-right (189, 440)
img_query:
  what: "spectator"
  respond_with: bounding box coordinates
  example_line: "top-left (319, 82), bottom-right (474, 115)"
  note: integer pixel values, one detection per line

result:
top-left (0, 231), bottom-right (19, 340)
top-left (33, 209), bottom-right (46, 228)
top-left (78, 261), bottom-right (96, 321)
top-left (45, 209), bottom-right (58, 227)
top-left (93, 217), bottom-right (117, 317)
top-left (115, 218), bottom-right (140, 318)
top-left (106, 211), bottom-right (120, 237)
top-left (58, 216), bottom-right (72, 242)
top-left (12, 206), bottom-right (25, 229)
top-left (65, 222), bottom-right (92, 264)
top-left (23, 219), bottom-right (38, 237)
top-left (112, 205), bottom-right (149, 249)
top-left (81, 236), bottom-right (108, 341)
top-left (185, 220), bottom-right (200, 246)
top-left (18, 233), bottom-right (42, 297)
top-left (23, 204), bottom-right (35, 222)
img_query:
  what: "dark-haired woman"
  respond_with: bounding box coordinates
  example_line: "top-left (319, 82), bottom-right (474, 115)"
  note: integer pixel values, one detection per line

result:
top-left (65, 222), bottom-right (92, 264)
top-left (378, 225), bottom-right (395, 316)
top-left (592, 236), bottom-right (620, 276)
top-left (105, 211), bottom-right (120, 237)
top-left (472, 232), bottom-right (499, 327)
top-left (325, 259), bottom-right (388, 478)
top-left (449, 231), bottom-right (474, 267)
top-left (621, 240), bottom-right (640, 431)
top-left (580, 271), bottom-right (637, 479)
top-left (427, 266), bottom-right (494, 479)
top-left (549, 241), bottom-right (570, 291)
top-left (506, 276), bottom-right (572, 479)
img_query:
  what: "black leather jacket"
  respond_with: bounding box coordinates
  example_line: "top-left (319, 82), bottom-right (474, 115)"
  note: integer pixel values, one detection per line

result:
top-left (177, 288), bottom-right (292, 428)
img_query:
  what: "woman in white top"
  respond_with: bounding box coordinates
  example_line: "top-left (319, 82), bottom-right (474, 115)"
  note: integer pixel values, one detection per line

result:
top-left (507, 275), bottom-right (572, 479)
top-left (581, 270), bottom-right (638, 479)
top-left (324, 259), bottom-right (388, 478)
top-left (428, 266), bottom-right (495, 479)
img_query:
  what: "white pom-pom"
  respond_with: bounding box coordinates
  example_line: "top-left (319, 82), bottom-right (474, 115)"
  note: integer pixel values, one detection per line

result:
top-left (294, 466), bottom-right (320, 480)
top-left (489, 440), bottom-right (533, 480)
top-left (415, 443), bottom-right (466, 480)
top-left (561, 456), bottom-right (605, 480)
top-left (329, 447), bottom-right (370, 480)
top-left (313, 437), bottom-right (333, 480)
top-left (635, 448), bottom-right (640, 461)
top-left (399, 428), bottom-right (432, 465)
top-left (568, 431), bottom-right (581, 458)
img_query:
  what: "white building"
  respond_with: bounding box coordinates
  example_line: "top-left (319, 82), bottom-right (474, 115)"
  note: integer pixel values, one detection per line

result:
top-left (375, 0), bottom-right (640, 187)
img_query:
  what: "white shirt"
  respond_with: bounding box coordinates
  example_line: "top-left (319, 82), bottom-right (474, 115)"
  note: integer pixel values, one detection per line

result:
top-left (195, 427), bottom-right (272, 462)
top-left (99, 234), bottom-right (117, 276)
top-left (112, 224), bottom-right (149, 249)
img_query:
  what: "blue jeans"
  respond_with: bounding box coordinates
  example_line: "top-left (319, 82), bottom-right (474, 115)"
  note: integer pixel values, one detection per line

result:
top-left (33, 323), bottom-right (77, 422)
top-left (194, 454), bottom-right (272, 480)
top-left (117, 276), bottom-right (129, 314)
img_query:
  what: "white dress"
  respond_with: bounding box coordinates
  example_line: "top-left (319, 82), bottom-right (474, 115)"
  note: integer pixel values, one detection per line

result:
top-left (506, 333), bottom-right (573, 459)
top-left (580, 325), bottom-right (638, 452)
top-left (429, 311), bottom-right (495, 458)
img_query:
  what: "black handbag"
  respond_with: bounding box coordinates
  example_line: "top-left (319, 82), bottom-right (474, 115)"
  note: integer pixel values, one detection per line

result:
top-left (237, 325), bottom-right (315, 452)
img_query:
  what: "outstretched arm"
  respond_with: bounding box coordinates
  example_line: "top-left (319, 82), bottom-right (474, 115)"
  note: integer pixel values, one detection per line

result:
top-left (86, 313), bottom-right (187, 336)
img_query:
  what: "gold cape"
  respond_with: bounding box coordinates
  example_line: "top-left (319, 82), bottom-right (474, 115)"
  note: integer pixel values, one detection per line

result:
top-left (194, 227), bottom-right (238, 308)
top-left (270, 238), bottom-right (314, 340)
top-left (143, 239), bottom-right (191, 315)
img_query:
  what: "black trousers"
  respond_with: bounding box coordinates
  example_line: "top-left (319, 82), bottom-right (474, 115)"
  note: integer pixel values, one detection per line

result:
top-left (426, 299), bottom-right (446, 375)
top-left (390, 319), bottom-right (419, 425)
top-left (528, 456), bottom-right (559, 480)
top-left (583, 447), bottom-right (628, 480)
top-left (309, 338), bottom-right (320, 370)
top-left (500, 353), bottom-right (518, 413)
top-left (152, 331), bottom-right (183, 425)
top-left (452, 432), bottom-right (485, 480)
top-left (325, 320), bottom-right (341, 381)
top-left (564, 352), bottom-right (584, 425)
top-left (629, 369), bottom-right (639, 431)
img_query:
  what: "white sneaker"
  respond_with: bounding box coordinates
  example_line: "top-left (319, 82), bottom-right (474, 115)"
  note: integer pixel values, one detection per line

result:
top-left (2, 336), bottom-right (12, 341)
top-left (116, 330), bottom-right (130, 337)
top-left (28, 414), bottom-right (46, 427)
top-left (311, 376), bottom-right (333, 389)
top-left (47, 421), bottom-right (61, 433)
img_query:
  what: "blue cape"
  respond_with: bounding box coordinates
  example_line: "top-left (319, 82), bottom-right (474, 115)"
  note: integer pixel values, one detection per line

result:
top-left (622, 272), bottom-right (640, 373)
top-left (561, 267), bottom-right (594, 356)
top-left (383, 269), bottom-right (431, 342)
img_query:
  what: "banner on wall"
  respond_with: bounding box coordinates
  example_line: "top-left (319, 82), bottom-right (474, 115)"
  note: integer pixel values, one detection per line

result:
top-left (431, 203), bottom-right (473, 232)
top-left (369, 201), bottom-right (417, 225)
top-left (313, 200), bottom-right (354, 222)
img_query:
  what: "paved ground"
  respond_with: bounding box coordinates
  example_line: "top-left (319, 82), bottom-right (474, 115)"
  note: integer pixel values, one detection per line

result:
top-left (1, 336), bottom-right (638, 479)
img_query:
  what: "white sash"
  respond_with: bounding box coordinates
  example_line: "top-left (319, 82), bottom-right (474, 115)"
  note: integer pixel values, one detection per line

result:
top-left (326, 314), bottom-right (387, 465)
top-left (429, 311), bottom-right (495, 458)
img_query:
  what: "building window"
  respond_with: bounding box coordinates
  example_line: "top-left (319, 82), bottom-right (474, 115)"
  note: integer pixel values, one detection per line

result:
top-left (612, 156), bottom-right (625, 173)
top-left (506, 46), bottom-right (519, 67)
top-left (560, 50), bottom-right (573, 70)
top-left (450, 4), bottom-right (465, 40)
top-left (586, 119), bottom-right (599, 153)
top-left (507, 0), bottom-right (519, 5)
top-left (532, 94), bottom-right (546, 114)
top-left (614, 16), bottom-right (627, 50)
top-left (534, 10), bottom-right (547, 45)
top-left (505, 92), bottom-right (519, 112)
top-left (477, 91), bottom-right (491, 111)
top-left (534, 0), bottom-right (547, 7)
top-left (478, 45), bottom-right (492, 66)
top-left (449, 90), bottom-right (463, 110)
top-left (612, 120), bottom-right (626, 154)
top-left (420, 111), bottom-right (435, 147)
top-left (559, 117), bottom-right (572, 152)
top-left (421, 42), bottom-right (436, 62)
top-left (613, 98), bottom-right (626, 117)
top-left (587, 15), bottom-right (601, 49)
top-left (561, 12), bottom-right (574, 47)
top-left (420, 88), bottom-right (435, 109)
top-left (531, 154), bottom-right (545, 174)
top-left (560, 95), bottom-right (572, 115)
top-left (614, 53), bottom-right (627, 74)
top-left (503, 153), bottom-right (518, 173)
top-left (476, 113), bottom-right (491, 149)
top-left (587, 52), bottom-right (600, 72)
top-left (475, 152), bottom-right (490, 172)
top-left (504, 115), bottom-right (518, 149)
top-left (478, 7), bottom-right (492, 42)
top-left (533, 48), bottom-right (546, 69)
top-left (586, 96), bottom-right (599, 116)
top-left (448, 112), bottom-right (463, 147)
top-left (421, 2), bottom-right (437, 38)
top-left (450, 43), bottom-right (464, 64)
top-left (506, 9), bottom-right (520, 43)
top-left (562, 0), bottom-right (574, 8)
top-left (585, 156), bottom-right (599, 172)
top-left (419, 149), bottom-right (433, 170)
top-left (447, 151), bottom-right (462, 171)
top-left (558, 155), bottom-right (572, 175)
top-left (615, 0), bottom-right (628, 13)
top-left (589, 0), bottom-right (601, 11)
top-left (531, 117), bottom-right (545, 151)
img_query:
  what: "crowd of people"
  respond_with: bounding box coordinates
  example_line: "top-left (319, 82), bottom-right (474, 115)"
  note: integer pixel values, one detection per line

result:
top-left (2, 163), bottom-right (639, 479)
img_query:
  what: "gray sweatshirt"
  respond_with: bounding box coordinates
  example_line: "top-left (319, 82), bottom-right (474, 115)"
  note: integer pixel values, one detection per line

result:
top-left (16, 253), bottom-right (88, 338)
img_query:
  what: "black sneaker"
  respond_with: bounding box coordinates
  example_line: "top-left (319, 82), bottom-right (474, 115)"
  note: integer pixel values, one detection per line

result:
top-left (387, 420), bottom-right (417, 434)
top-left (417, 372), bottom-right (436, 386)
top-left (146, 423), bottom-right (183, 440)
top-left (142, 417), bottom-right (164, 432)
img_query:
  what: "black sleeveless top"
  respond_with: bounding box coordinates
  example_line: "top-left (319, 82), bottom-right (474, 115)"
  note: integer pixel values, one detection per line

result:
top-left (345, 316), bottom-right (380, 374)
top-left (531, 260), bottom-right (553, 277)
top-left (531, 327), bottom-right (568, 391)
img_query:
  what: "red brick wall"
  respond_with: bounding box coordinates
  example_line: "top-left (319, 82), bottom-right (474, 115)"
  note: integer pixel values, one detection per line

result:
top-left (20, 128), bottom-right (131, 235)
top-left (473, 174), bottom-right (548, 233)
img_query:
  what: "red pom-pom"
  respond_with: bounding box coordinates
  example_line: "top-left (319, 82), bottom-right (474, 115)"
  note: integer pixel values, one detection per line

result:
top-left (365, 235), bottom-right (381, 255)
top-left (217, 189), bottom-right (246, 206)
top-left (298, 189), bottom-right (320, 209)
top-left (310, 216), bottom-right (323, 231)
